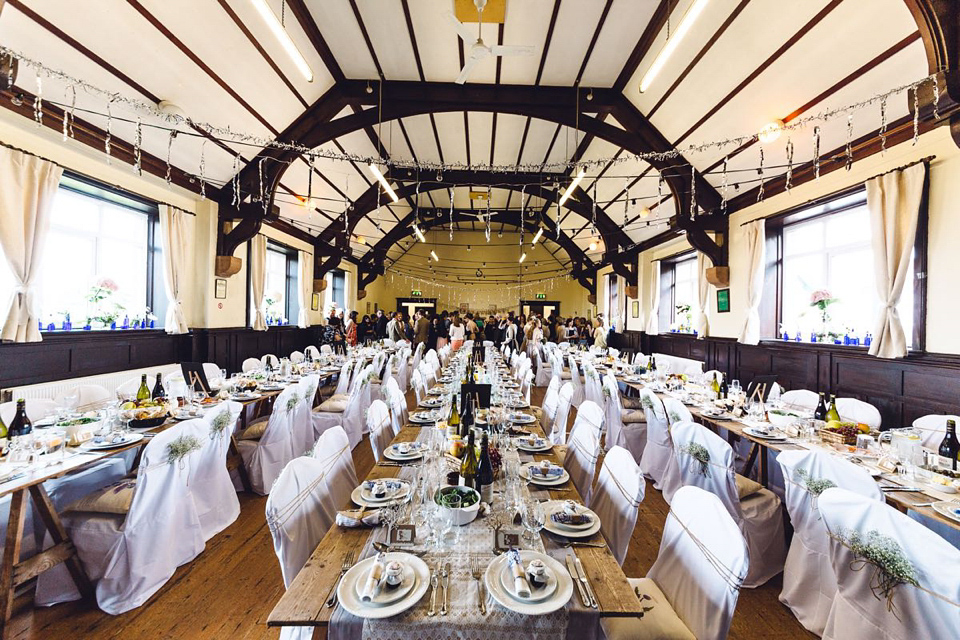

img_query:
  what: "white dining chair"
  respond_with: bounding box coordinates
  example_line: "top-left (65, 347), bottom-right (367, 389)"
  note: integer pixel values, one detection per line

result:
top-left (320, 344), bottom-right (333, 355)
top-left (536, 377), bottom-right (561, 435)
top-left (411, 369), bottom-right (427, 405)
top-left (261, 354), bottom-right (279, 369)
top-left (534, 346), bottom-right (552, 387)
top-left (294, 375), bottom-right (321, 452)
top-left (241, 357), bottom-right (262, 373)
top-left (191, 401), bottom-right (244, 541)
top-left (0, 398), bottom-right (57, 424)
top-left (638, 388), bottom-right (682, 503)
top-left (589, 446), bottom-right (644, 564)
top-left (836, 397), bottom-right (882, 429)
top-left (235, 386), bottom-right (301, 495)
top-left (913, 414), bottom-right (960, 449)
top-left (310, 426), bottom-right (359, 525)
top-left (56, 384), bottom-right (111, 410)
top-left (780, 389), bottom-right (820, 412)
top-left (563, 407), bottom-right (602, 503)
top-left (289, 350), bottom-right (305, 364)
top-left (366, 400), bottom-right (393, 463)
top-left (602, 374), bottom-right (646, 461)
top-left (776, 450), bottom-right (882, 635)
top-left (35, 419), bottom-right (207, 613)
top-left (582, 363), bottom-right (604, 408)
top-left (601, 486), bottom-right (748, 640)
top-left (304, 345), bottom-right (320, 361)
top-left (819, 487), bottom-right (960, 640)
top-left (549, 382), bottom-right (575, 445)
top-left (567, 355), bottom-right (585, 408)
top-left (312, 367), bottom-right (370, 449)
top-left (382, 378), bottom-right (407, 435)
top-left (671, 420), bottom-right (786, 588)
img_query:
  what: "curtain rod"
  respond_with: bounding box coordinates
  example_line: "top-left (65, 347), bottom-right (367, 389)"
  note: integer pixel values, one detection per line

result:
top-left (1, 140), bottom-right (197, 217)
top-left (739, 155), bottom-right (936, 227)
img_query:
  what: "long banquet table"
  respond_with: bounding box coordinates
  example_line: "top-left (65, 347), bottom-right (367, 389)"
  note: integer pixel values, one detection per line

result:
top-left (268, 416), bottom-right (644, 637)
top-left (616, 375), bottom-right (960, 533)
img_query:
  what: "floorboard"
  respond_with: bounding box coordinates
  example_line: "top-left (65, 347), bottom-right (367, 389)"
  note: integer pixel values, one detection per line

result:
top-left (10, 385), bottom-right (814, 639)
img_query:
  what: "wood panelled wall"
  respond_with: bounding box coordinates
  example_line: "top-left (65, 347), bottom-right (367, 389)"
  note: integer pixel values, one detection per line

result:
top-left (617, 331), bottom-right (960, 430)
top-left (0, 327), bottom-right (321, 391)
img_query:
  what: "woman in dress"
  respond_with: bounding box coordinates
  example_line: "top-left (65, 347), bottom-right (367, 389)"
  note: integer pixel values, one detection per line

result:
top-left (357, 315), bottom-right (372, 345)
top-left (436, 312), bottom-right (449, 349)
top-left (449, 316), bottom-right (466, 351)
top-left (345, 310), bottom-right (358, 347)
top-left (427, 315), bottom-right (439, 352)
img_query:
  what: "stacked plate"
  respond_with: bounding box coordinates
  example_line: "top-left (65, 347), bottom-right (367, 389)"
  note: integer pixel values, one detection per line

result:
top-left (383, 442), bottom-right (425, 462)
top-left (82, 432), bottom-right (144, 450)
top-left (418, 398), bottom-right (442, 408)
top-left (517, 436), bottom-right (551, 453)
top-left (522, 462), bottom-right (569, 487)
top-left (483, 550), bottom-right (573, 614)
top-left (351, 480), bottom-right (412, 508)
top-left (410, 411), bottom-right (439, 425)
top-left (541, 500), bottom-right (602, 539)
top-left (336, 552), bottom-right (430, 619)
top-left (510, 412), bottom-right (536, 425)
top-left (743, 426), bottom-right (788, 442)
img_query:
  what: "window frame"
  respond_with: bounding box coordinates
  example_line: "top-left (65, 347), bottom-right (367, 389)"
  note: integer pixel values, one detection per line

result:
top-left (331, 268), bottom-right (346, 311)
top-left (39, 172), bottom-right (162, 332)
top-left (761, 182), bottom-right (929, 351)
top-left (247, 239), bottom-right (299, 327)
top-left (657, 250), bottom-right (697, 334)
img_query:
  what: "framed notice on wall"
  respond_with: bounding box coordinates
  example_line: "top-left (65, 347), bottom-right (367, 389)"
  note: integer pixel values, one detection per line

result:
top-left (214, 278), bottom-right (227, 299)
top-left (631, 300), bottom-right (640, 318)
top-left (717, 288), bottom-right (731, 313)
top-left (311, 293), bottom-right (320, 311)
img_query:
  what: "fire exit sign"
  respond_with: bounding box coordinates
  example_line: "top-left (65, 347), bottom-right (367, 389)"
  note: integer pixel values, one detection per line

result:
top-left (411, 290), bottom-right (422, 297)
top-left (535, 293), bottom-right (546, 300)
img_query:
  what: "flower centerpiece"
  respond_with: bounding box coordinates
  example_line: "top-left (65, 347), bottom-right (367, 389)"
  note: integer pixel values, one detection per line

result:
top-left (808, 289), bottom-right (838, 339)
top-left (85, 278), bottom-right (124, 329)
top-left (675, 304), bottom-right (692, 332)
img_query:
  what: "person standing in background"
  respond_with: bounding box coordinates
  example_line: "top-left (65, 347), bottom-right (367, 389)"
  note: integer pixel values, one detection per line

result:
top-left (414, 310), bottom-right (429, 346)
top-left (437, 312), bottom-right (450, 349)
top-left (465, 313), bottom-right (479, 341)
top-left (345, 311), bottom-right (358, 346)
top-left (387, 311), bottom-right (405, 343)
top-left (449, 315), bottom-right (466, 351)
top-left (357, 314), bottom-right (372, 345)
top-left (375, 309), bottom-right (388, 339)
top-left (427, 314), bottom-right (439, 352)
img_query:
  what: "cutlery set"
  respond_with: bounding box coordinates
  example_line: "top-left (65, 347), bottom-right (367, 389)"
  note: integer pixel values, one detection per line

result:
top-left (427, 562), bottom-right (451, 616)
top-left (565, 554), bottom-right (598, 609)
top-left (325, 551), bottom-right (356, 609)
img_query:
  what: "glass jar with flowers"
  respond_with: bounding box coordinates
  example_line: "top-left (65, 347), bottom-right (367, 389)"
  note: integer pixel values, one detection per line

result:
top-left (85, 278), bottom-right (124, 330)
top-left (808, 289), bottom-right (838, 341)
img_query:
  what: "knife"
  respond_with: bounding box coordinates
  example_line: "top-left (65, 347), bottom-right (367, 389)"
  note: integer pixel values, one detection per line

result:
top-left (441, 562), bottom-right (451, 615)
top-left (574, 556), bottom-right (598, 609)
top-left (427, 569), bottom-right (439, 616)
top-left (880, 486), bottom-right (924, 492)
top-left (566, 555), bottom-right (590, 607)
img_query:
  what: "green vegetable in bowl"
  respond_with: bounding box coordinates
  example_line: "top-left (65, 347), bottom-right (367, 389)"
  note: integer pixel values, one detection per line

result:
top-left (435, 485), bottom-right (479, 508)
top-left (769, 409), bottom-right (799, 417)
top-left (55, 417), bottom-right (98, 427)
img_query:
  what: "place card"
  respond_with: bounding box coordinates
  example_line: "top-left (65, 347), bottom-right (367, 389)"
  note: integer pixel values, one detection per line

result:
top-left (389, 524), bottom-right (417, 546)
top-left (495, 529), bottom-right (521, 553)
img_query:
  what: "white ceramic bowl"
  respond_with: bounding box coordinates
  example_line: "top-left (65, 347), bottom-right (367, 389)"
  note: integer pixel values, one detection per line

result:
top-left (435, 486), bottom-right (481, 526)
top-left (768, 411), bottom-right (800, 428)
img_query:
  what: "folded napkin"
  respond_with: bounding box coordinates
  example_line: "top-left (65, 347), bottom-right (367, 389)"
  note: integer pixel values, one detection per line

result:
top-left (551, 511), bottom-right (592, 525)
top-left (507, 549), bottom-right (532, 598)
top-left (530, 465), bottom-right (563, 478)
top-left (336, 508), bottom-right (381, 528)
top-left (363, 479), bottom-right (405, 491)
top-left (361, 553), bottom-right (386, 602)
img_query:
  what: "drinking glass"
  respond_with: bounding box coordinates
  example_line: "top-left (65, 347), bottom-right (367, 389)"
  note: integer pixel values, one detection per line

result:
top-left (521, 499), bottom-right (545, 545)
top-left (442, 494), bottom-right (461, 547)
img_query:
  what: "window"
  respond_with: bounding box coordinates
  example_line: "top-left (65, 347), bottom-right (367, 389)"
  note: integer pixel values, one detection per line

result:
top-left (255, 241), bottom-right (299, 325)
top-left (331, 269), bottom-right (346, 311)
top-left (0, 174), bottom-right (160, 330)
top-left (658, 253), bottom-right (696, 333)
top-left (606, 274), bottom-right (619, 330)
top-left (765, 188), bottom-right (925, 348)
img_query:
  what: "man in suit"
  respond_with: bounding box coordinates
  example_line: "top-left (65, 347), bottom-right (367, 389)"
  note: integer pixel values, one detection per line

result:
top-left (414, 310), bottom-right (429, 346)
top-left (387, 312), bottom-right (405, 343)
top-left (375, 309), bottom-right (388, 339)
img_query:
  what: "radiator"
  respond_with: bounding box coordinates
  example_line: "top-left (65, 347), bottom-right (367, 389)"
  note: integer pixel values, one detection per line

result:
top-left (1, 363), bottom-right (183, 402)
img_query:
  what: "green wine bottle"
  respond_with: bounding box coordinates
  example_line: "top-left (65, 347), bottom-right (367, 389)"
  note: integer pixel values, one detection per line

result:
top-left (460, 430), bottom-right (478, 489)
top-left (825, 394), bottom-right (840, 422)
top-left (136, 374), bottom-right (151, 402)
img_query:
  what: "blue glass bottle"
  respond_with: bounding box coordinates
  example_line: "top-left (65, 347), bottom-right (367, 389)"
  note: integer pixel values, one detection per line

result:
top-left (811, 332), bottom-right (817, 343)
top-left (843, 333), bottom-right (850, 346)
top-left (794, 332), bottom-right (801, 342)
top-left (122, 315), bottom-right (129, 329)
top-left (63, 313), bottom-right (71, 331)
top-left (782, 330), bottom-right (789, 341)
top-left (46, 322), bottom-right (55, 331)
top-left (110, 320), bottom-right (116, 330)
top-left (864, 332), bottom-right (872, 347)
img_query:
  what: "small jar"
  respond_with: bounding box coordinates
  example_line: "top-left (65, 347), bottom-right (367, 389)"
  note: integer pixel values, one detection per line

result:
top-left (526, 559), bottom-right (547, 588)
top-left (384, 561), bottom-right (404, 588)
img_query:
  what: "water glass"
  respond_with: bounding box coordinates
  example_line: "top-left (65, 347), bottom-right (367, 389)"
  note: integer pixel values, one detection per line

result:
top-left (521, 499), bottom-right (545, 545)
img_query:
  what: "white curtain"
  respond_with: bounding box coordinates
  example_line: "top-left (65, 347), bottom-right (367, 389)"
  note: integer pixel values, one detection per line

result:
top-left (644, 260), bottom-right (660, 334)
top-left (697, 251), bottom-right (712, 337)
top-left (250, 234), bottom-right (267, 331)
top-left (867, 163), bottom-right (925, 358)
top-left (0, 148), bottom-right (62, 342)
top-left (738, 220), bottom-right (765, 345)
top-left (159, 205), bottom-right (189, 334)
top-left (297, 251), bottom-right (312, 328)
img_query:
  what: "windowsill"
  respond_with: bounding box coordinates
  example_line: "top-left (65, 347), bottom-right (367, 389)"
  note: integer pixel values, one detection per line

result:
top-left (759, 338), bottom-right (920, 354)
top-left (38, 327), bottom-right (166, 335)
top-left (660, 331), bottom-right (699, 337)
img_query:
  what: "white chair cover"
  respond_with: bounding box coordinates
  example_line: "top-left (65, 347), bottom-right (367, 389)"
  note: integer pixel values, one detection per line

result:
top-left (237, 386), bottom-right (300, 495)
top-left (564, 406), bottom-right (601, 503)
top-left (310, 427), bottom-right (359, 527)
top-left (602, 374), bottom-right (647, 461)
top-left (320, 344), bottom-right (333, 355)
top-left (411, 370), bottom-right (426, 405)
top-left (663, 396), bottom-right (692, 425)
top-left (313, 373), bottom-right (369, 449)
top-left (383, 378), bottom-right (407, 435)
top-left (294, 375), bottom-right (321, 453)
top-left (202, 362), bottom-right (223, 388)
top-left (242, 357), bottom-right (262, 373)
top-left (0, 398), bottom-right (56, 424)
top-left (56, 384), bottom-right (111, 410)
top-left (567, 356), bottom-right (585, 408)
top-left (590, 446), bottom-right (644, 565)
top-left (289, 350), bottom-right (305, 364)
top-left (573, 400), bottom-right (604, 441)
top-left (836, 397), bottom-right (882, 428)
top-left (366, 400), bottom-right (393, 462)
top-left (332, 360), bottom-right (353, 397)
top-left (116, 376), bottom-right (152, 400)
top-left (262, 354), bottom-right (279, 369)
top-left (603, 486), bottom-right (748, 640)
top-left (36, 420), bottom-right (207, 613)
top-left (304, 345), bottom-right (320, 361)
top-left (411, 342), bottom-right (425, 372)
top-left (819, 487), bottom-right (960, 640)
top-left (638, 389), bottom-right (682, 503)
top-left (534, 347), bottom-right (552, 387)
top-left (189, 401), bottom-right (243, 541)
top-left (913, 414), bottom-right (960, 449)
top-left (671, 420), bottom-right (786, 588)
top-left (550, 382), bottom-right (575, 445)
top-left (539, 378), bottom-right (561, 436)
top-left (781, 389), bottom-right (820, 412)
top-left (776, 450), bottom-right (883, 635)
top-left (583, 364), bottom-right (603, 407)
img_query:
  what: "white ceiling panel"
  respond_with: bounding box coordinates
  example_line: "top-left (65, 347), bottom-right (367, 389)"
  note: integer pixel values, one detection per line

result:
top-left (467, 112), bottom-right (494, 166)
top-left (307, 0), bottom-right (378, 78)
top-left (407, 0), bottom-right (464, 82)
top-left (539, 0), bottom-right (607, 87)
top-left (580, 0), bottom-right (659, 88)
top-left (498, 0), bottom-right (554, 85)
top-left (356, 0), bottom-right (421, 81)
top-left (432, 111), bottom-right (468, 165)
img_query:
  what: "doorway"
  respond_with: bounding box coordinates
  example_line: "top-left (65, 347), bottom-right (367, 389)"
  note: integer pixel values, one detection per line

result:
top-left (520, 300), bottom-right (560, 319)
top-left (396, 297), bottom-right (437, 318)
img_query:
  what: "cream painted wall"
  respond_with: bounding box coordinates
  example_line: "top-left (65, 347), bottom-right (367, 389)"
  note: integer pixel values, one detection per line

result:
top-left (0, 112), bottom-right (328, 330)
top-left (631, 125), bottom-right (960, 354)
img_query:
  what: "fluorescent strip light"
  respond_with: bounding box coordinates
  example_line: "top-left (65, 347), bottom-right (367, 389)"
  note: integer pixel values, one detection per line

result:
top-left (531, 228), bottom-right (543, 244)
top-left (639, 0), bottom-right (710, 93)
top-left (558, 169), bottom-right (586, 207)
top-left (519, 252), bottom-right (527, 264)
top-left (250, 0), bottom-right (314, 82)
top-left (430, 250), bottom-right (439, 262)
top-left (368, 163), bottom-right (399, 203)
top-left (413, 225), bottom-right (426, 242)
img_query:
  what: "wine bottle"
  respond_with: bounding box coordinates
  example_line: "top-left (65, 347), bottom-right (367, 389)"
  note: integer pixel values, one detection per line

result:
top-left (651, 356), bottom-right (657, 372)
top-left (9, 399), bottom-right (32, 437)
top-left (151, 373), bottom-right (166, 401)
top-left (460, 391), bottom-right (475, 438)
top-left (0, 414), bottom-right (6, 439)
top-left (460, 430), bottom-right (478, 490)
top-left (449, 400), bottom-right (460, 433)
top-left (939, 419), bottom-right (960, 471)
top-left (825, 394), bottom-right (840, 422)
top-left (711, 375), bottom-right (721, 399)
top-left (814, 393), bottom-right (827, 421)
top-left (477, 432), bottom-right (494, 502)
top-left (719, 374), bottom-right (728, 400)
top-left (136, 374), bottom-right (151, 402)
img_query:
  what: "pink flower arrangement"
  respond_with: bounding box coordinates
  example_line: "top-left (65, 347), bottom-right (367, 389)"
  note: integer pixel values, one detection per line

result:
top-left (95, 278), bottom-right (119, 293)
top-left (810, 290), bottom-right (833, 304)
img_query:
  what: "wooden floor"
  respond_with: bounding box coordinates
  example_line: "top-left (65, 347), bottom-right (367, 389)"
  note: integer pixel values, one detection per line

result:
top-left (10, 387), bottom-right (814, 639)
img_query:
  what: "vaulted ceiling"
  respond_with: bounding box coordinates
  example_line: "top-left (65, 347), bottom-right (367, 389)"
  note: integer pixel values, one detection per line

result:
top-left (0, 0), bottom-right (937, 275)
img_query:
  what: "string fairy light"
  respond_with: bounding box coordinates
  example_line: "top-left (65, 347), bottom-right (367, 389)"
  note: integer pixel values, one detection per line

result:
top-left (785, 138), bottom-right (794, 191)
top-left (720, 156), bottom-right (728, 215)
top-left (813, 126), bottom-right (821, 180)
top-left (757, 146), bottom-right (765, 203)
top-left (879, 96), bottom-right (888, 154)
top-left (33, 75), bottom-right (42, 127)
top-left (845, 110), bottom-right (854, 170)
top-left (134, 117), bottom-right (142, 175)
top-left (165, 129), bottom-right (177, 187)
top-left (231, 153), bottom-right (241, 206)
top-left (199, 138), bottom-right (207, 198)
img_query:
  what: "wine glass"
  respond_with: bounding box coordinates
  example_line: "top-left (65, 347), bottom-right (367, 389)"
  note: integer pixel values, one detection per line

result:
top-left (520, 499), bottom-right (545, 546)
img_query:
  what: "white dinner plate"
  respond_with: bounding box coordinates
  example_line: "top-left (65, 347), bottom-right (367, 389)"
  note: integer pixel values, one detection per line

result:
top-left (498, 558), bottom-right (558, 603)
top-left (231, 393), bottom-right (261, 401)
top-left (483, 551), bottom-right (572, 615)
top-left (383, 445), bottom-right (424, 461)
top-left (82, 433), bottom-right (145, 450)
top-left (541, 501), bottom-right (602, 538)
top-left (337, 553), bottom-right (429, 618)
top-left (517, 440), bottom-right (551, 453)
top-left (351, 484), bottom-right (411, 508)
top-left (410, 412), bottom-right (438, 424)
top-left (522, 463), bottom-right (569, 486)
top-left (510, 414), bottom-right (536, 425)
top-left (360, 481), bottom-right (410, 503)
top-left (932, 501), bottom-right (960, 523)
top-left (743, 426), bottom-right (788, 441)
top-left (353, 561), bottom-right (417, 605)
top-left (418, 399), bottom-right (442, 408)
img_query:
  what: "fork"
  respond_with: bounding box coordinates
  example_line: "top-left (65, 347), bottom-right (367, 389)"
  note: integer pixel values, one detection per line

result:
top-left (325, 551), bottom-right (355, 608)
top-left (559, 540), bottom-right (606, 549)
top-left (470, 557), bottom-right (486, 614)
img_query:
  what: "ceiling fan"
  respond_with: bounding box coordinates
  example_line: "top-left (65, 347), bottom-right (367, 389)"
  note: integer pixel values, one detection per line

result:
top-left (448, 0), bottom-right (535, 85)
